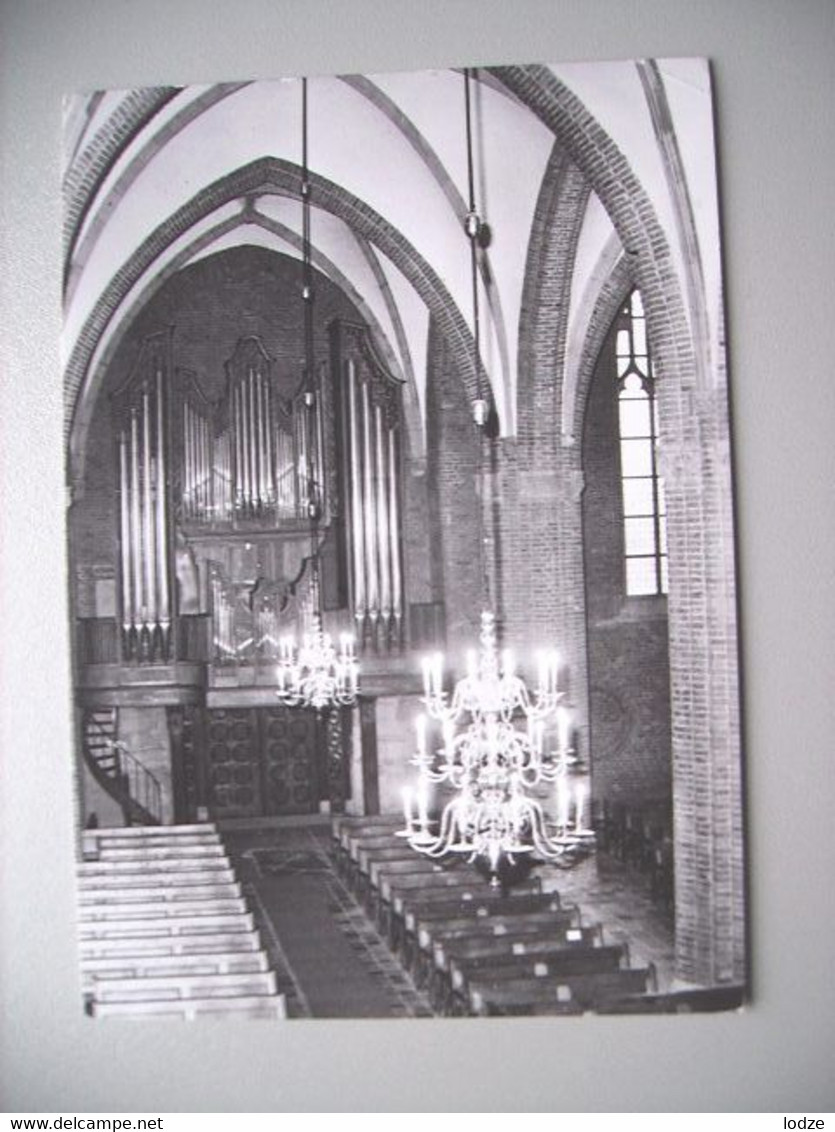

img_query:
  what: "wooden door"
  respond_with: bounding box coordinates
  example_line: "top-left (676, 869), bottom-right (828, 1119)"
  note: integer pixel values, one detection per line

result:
top-left (170, 704), bottom-right (348, 820)
top-left (260, 706), bottom-right (318, 815)
top-left (205, 708), bottom-right (263, 818)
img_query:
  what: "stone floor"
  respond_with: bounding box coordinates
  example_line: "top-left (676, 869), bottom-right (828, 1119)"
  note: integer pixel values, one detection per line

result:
top-left (536, 854), bottom-right (676, 992)
top-left (220, 817), bottom-right (676, 1018)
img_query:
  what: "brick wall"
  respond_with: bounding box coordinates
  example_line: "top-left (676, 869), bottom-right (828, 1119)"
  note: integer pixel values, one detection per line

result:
top-left (425, 316), bottom-right (482, 649)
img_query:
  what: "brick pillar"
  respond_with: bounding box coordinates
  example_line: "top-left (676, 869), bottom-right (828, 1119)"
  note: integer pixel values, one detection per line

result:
top-left (660, 380), bottom-right (744, 985)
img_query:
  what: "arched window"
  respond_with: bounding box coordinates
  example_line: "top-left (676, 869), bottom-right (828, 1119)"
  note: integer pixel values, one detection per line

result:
top-left (616, 289), bottom-right (668, 596)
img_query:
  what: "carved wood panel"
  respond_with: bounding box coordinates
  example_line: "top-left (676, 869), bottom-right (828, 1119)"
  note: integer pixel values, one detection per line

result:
top-left (205, 708), bottom-right (263, 819)
top-left (260, 707), bottom-right (318, 815)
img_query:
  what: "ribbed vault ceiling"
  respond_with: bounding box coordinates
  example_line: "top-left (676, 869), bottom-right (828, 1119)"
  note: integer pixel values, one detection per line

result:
top-left (63, 62), bottom-right (720, 447)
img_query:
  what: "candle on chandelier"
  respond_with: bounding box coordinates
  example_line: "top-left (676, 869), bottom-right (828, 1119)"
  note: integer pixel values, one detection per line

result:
top-left (421, 656), bottom-right (432, 699)
top-left (415, 713), bottom-right (427, 758)
top-left (534, 719), bottom-right (544, 755)
top-left (537, 651), bottom-right (548, 697)
top-left (557, 706), bottom-right (570, 756)
top-left (417, 778), bottom-right (429, 830)
top-left (401, 786), bottom-right (414, 830)
top-left (432, 653), bottom-right (443, 697)
top-left (442, 718), bottom-right (455, 759)
top-left (557, 777), bottom-right (570, 830)
top-left (574, 781), bottom-right (587, 832)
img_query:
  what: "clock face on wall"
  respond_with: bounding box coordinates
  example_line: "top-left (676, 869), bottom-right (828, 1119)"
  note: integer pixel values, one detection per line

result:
top-left (64, 57), bottom-right (744, 1020)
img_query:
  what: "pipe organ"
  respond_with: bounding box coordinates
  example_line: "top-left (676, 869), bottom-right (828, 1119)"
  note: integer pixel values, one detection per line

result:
top-left (112, 333), bottom-right (172, 661)
top-left (335, 324), bottom-right (404, 653)
top-left (110, 326), bottom-right (405, 667)
top-left (174, 338), bottom-right (299, 527)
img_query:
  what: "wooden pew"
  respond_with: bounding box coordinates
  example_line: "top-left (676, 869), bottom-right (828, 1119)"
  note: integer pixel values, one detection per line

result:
top-left (338, 838), bottom-right (413, 896)
top-left (381, 869), bottom-right (507, 950)
top-left (384, 869), bottom-right (520, 950)
top-left (424, 916), bottom-right (597, 1008)
top-left (395, 884), bottom-right (549, 968)
top-left (446, 943), bottom-right (627, 1015)
top-left (332, 815), bottom-right (402, 860)
top-left (596, 984), bottom-right (744, 1014)
top-left (332, 813), bottom-right (403, 841)
top-left (383, 870), bottom-right (488, 940)
top-left (465, 965), bottom-right (656, 1017)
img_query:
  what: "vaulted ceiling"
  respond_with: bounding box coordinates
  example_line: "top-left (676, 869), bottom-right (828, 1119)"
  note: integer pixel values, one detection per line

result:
top-left (63, 61), bottom-right (721, 457)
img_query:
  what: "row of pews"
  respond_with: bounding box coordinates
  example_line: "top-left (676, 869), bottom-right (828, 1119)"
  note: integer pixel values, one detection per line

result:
top-left (332, 814), bottom-right (657, 1017)
top-left (77, 824), bottom-right (286, 1019)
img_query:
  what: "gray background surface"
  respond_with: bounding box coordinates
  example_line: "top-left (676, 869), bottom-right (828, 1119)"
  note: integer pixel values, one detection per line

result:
top-left (1, 0), bottom-right (833, 1113)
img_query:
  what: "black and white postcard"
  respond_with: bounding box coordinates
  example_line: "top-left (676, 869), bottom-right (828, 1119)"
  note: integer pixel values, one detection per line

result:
top-left (63, 59), bottom-right (745, 1020)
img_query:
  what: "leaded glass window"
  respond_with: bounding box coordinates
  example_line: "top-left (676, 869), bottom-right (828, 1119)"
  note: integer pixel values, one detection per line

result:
top-left (615, 290), bottom-right (667, 597)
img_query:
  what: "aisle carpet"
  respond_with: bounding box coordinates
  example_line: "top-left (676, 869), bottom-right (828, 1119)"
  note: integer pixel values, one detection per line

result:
top-left (220, 822), bottom-right (433, 1019)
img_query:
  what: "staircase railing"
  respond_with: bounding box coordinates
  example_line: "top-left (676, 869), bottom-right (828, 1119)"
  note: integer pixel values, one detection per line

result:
top-left (111, 740), bottom-right (164, 826)
top-left (82, 713), bottom-right (163, 826)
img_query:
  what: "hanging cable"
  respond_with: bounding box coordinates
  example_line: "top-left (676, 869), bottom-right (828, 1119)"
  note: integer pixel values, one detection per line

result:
top-left (464, 69), bottom-right (485, 421)
top-left (463, 67), bottom-right (493, 614)
top-left (300, 76), bottom-right (322, 620)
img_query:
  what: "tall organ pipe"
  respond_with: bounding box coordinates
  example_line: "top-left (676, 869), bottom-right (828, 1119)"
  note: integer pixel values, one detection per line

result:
top-left (247, 370), bottom-right (256, 507)
top-left (233, 385), bottom-right (242, 508)
top-left (182, 405), bottom-right (189, 516)
top-left (347, 362), bottom-right (365, 622)
top-left (203, 415), bottom-right (209, 514)
top-left (361, 380), bottom-right (378, 622)
top-left (388, 428), bottom-right (401, 624)
top-left (243, 381), bottom-right (253, 508)
top-left (142, 387), bottom-right (156, 626)
top-left (186, 404), bottom-right (192, 515)
top-left (250, 371), bottom-right (256, 504)
top-left (264, 381), bottom-right (273, 504)
top-left (130, 410), bottom-right (143, 621)
top-left (375, 403), bottom-right (391, 625)
top-left (197, 409), bottom-right (203, 513)
top-left (203, 415), bottom-right (210, 514)
top-left (156, 368), bottom-right (169, 630)
top-left (256, 371), bottom-right (266, 504)
top-left (119, 432), bottom-right (133, 632)
top-left (187, 404), bottom-right (195, 515)
top-left (239, 379), bottom-right (246, 506)
top-left (315, 366), bottom-right (326, 508)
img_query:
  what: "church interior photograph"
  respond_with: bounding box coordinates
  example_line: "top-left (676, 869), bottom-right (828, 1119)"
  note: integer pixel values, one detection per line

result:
top-left (63, 58), bottom-right (745, 1020)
